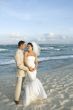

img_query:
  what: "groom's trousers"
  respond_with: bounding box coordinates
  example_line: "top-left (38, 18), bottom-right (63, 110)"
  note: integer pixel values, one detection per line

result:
top-left (15, 77), bottom-right (25, 101)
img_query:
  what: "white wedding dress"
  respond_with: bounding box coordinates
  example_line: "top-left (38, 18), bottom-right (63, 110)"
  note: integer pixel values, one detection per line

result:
top-left (23, 56), bottom-right (47, 106)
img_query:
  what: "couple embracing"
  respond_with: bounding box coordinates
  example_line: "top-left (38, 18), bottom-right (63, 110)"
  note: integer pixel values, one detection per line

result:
top-left (14, 40), bottom-right (47, 106)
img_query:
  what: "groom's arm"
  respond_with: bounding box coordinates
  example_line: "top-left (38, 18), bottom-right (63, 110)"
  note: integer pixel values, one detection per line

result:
top-left (18, 64), bottom-right (29, 72)
top-left (15, 52), bottom-right (29, 72)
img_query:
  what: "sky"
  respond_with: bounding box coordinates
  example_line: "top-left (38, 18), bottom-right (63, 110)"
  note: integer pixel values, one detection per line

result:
top-left (0, 0), bottom-right (73, 44)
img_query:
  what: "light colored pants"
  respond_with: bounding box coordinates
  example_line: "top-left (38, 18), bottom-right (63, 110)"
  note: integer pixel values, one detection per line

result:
top-left (15, 77), bottom-right (25, 101)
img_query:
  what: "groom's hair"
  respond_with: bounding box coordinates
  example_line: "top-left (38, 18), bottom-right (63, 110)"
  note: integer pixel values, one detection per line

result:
top-left (18, 40), bottom-right (25, 47)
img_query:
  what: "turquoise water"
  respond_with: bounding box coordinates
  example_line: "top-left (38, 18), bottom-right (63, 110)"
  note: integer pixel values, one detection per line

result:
top-left (0, 44), bottom-right (73, 75)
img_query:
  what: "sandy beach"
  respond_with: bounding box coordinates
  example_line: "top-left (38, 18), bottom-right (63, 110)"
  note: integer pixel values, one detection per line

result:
top-left (0, 64), bottom-right (73, 110)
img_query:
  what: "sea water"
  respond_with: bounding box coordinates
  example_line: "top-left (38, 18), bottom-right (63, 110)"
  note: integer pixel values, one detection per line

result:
top-left (0, 44), bottom-right (73, 75)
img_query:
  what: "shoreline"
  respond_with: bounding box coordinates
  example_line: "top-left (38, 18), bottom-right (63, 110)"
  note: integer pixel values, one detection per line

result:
top-left (0, 64), bottom-right (73, 110)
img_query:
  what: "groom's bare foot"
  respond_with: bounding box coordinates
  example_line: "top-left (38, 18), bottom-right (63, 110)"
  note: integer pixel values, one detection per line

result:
top-left (14, 100), bottom-right (19, 105)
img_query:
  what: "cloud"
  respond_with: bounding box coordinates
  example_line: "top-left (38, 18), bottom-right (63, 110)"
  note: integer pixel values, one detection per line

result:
top-left (37, 33), bottom-right (73, 44)
top-left (0, 32), bottom-right (73, 44)
top-left (0, 32), bottom-right (29, 44)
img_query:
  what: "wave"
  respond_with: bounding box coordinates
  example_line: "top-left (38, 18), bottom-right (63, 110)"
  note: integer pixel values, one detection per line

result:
top-left (0, 48), bottom-right (8, 52)
top-left (1, 55), bottom-right (73, 65)
top-left (41, 47), bottom-right (60, 51)
top-left (41, 47), bottom-right (54, 50)
top-left (0, 60), bottom-right (15, 65)
top-left (39, 55), bottom-right (73, 62)
top-left (54, 48), bottom-right (60, 51)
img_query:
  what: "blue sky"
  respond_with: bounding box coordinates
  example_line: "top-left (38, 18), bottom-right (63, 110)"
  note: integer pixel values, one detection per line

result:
top-left (0, 0), bottom-right (73, 44)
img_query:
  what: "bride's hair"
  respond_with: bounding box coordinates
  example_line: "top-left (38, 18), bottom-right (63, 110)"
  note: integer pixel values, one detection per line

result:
top-left (27, 42), bottom-right (33, 50)
top-left (27, 42), bottom-right (40, 56)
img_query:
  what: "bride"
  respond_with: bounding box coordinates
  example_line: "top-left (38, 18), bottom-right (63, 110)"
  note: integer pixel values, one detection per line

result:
top-left (23, 42), bottom-right (47, 106)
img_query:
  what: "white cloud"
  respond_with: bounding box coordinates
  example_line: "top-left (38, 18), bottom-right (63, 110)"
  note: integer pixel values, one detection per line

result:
top-left (0, 32), bottom-right (73, 44)
top-left (37, 33), bottom-right (73, 44)
top-left (0, 32), bottom-right (29, 44)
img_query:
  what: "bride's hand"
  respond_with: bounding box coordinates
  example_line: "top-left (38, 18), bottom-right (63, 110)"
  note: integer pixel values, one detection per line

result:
top-left (29, 67), bottom-right (36, 72)
top-left (29, 67), bottom-right (33, 71)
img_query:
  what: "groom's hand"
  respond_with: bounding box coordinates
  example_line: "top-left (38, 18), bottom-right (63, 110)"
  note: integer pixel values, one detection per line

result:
top-left (26, 67), bottom-right (29, 73)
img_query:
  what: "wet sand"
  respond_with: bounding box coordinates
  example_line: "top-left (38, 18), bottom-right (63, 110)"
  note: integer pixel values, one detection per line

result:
top-left (0, 64), bottom-right (73, 110)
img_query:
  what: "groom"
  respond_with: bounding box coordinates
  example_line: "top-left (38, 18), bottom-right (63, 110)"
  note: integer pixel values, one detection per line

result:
top-left (14, 40), bottom-right (29, 104)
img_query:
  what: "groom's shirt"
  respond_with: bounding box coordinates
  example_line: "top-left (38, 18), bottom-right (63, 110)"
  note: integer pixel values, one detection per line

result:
top-left (15, 48), bottom-right (28, 77)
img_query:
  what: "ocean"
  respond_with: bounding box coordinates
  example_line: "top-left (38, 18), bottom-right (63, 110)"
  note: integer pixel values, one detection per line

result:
top-left (0, 44), bottom-right (73, 75)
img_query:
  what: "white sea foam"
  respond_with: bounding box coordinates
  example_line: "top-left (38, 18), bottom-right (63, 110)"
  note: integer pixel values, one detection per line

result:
top-left (39, 55), bottom-right (73, 62)
top-left (54, 48), bottom-right (60, 51)
top-left (41, 47), bottom-right (54, 50)
top-left (41, 47), bottom-right (60, 51)
top-left (0, 48), bottom-right (8, 52)
top-left (41, 47), bottom-right (49, 50)
top-left (0, 60), bottom-right (15, 65)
